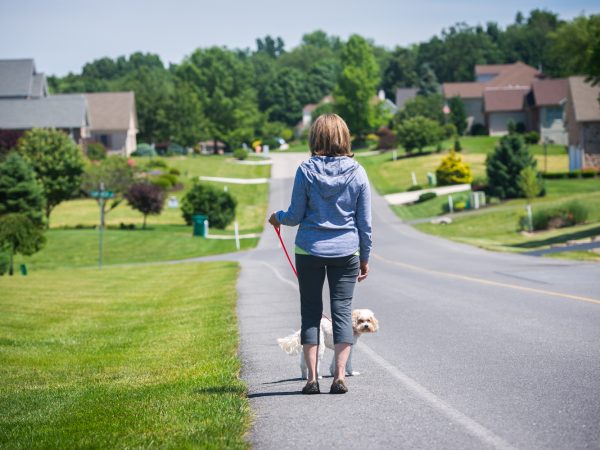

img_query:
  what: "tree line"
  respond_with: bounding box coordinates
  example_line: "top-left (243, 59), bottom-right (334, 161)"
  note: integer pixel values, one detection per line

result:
top-left (47, 10), bottom-right (599, 148)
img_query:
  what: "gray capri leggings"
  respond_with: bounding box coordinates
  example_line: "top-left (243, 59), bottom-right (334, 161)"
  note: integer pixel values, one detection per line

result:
top-left (295, 253), bottom-right (360, 345)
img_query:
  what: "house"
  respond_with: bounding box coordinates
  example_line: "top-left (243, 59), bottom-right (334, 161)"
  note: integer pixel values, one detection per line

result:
top-left (0, 59), bottom-right (48, 99)
top-left (442, 62), bottom-right (569, 139)
top-left (564, 76), bottom-right (600, 169)
top-left (0, 58), bottom-right (138, 155)
top-left (0, 94), bottom-right (89, 141)
top-left (84, 92), bottom-right (138, 156)
top-left (530, 79), bottom-right (568, 145)
top-left (395, 87), bottom-right (419, 110)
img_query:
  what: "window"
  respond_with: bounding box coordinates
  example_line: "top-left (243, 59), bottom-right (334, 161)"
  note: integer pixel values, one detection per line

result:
top-left (544, 107), bottom-right (563, 127)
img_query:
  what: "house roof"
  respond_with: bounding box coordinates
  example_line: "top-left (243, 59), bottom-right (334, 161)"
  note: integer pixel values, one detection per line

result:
top-left (443, 82), bottom-right (484, 99)
top-left (484, 88), bottom-right (530, 112)
top-left (0, 94), bottom-right (88, 129)
top-left (0, 59), bottom-right (43, 98)
top-left (568, 76), bottom-right (600, 122)
top-left (475, 64), bottom-right (515, 76)
top-left (395, 88), bottom-right (419, 109)
top-left (532, 79), bottom-right (568, 106)
top-left (84, 92), bottom-right (137, 131)
top-left (31, 74), bottom-right (48, 98)
top-left (485, 62), bottom-right (542, 88)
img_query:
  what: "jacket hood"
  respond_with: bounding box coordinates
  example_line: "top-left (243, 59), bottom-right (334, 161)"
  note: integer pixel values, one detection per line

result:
top-left (300, 156), bottom-right (360, 198)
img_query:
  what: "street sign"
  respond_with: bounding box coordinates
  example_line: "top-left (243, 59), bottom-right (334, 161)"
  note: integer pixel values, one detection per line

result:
top-left (90, 190), bottom-right (115, 199)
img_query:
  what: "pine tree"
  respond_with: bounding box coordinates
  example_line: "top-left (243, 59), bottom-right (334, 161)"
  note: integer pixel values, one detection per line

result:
top-left (0, 152), bottom-right (46, 227)
top-left (486, 134), bottom-right (536, 199)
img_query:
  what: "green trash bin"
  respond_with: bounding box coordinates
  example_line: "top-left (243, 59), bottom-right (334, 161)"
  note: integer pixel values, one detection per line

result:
top-left (192, 214), bottom-right (208, 237)
top-left (20, 264), bottom-right (27, 276)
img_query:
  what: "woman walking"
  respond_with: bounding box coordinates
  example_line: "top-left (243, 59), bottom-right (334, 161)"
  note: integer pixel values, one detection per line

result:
top-left (269, 113), bottom-right (372, 395)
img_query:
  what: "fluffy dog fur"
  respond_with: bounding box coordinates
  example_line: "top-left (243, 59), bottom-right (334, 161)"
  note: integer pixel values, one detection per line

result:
top-left (277, 309), bottom-right (379, 379)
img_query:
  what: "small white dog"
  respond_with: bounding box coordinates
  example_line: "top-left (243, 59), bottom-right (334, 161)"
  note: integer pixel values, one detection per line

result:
top-left (277, 309), bottom-right (379, 379)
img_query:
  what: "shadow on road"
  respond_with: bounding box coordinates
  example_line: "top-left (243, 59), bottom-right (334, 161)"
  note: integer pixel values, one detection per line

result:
top-left (248, 391), bottom-right (302, 398)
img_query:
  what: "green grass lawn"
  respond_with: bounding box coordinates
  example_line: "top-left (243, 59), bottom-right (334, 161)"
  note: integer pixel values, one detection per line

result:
top-left (0, 262), bottom-right (249, 449)
top-left (413, 179), bottom-right (600, 259)
top-left (358, 147), bottom-right (567, 195)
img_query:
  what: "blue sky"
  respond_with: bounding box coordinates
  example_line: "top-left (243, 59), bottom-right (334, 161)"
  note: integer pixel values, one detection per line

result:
top-left (0, 0), bottom-right (598, 76)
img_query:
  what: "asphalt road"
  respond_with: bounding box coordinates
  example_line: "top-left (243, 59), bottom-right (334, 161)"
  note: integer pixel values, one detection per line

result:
top-left (234, 153), bottom-right (600, 449)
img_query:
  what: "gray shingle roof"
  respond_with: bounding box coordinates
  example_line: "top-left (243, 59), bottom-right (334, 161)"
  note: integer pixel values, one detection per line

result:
top-left (31, 73), bottom-right (48, 98)
top-left (0, 94), bottom-right (88, 129)
top-left (0, 59), bottom-right (40, 98)
top-left (85, 92), bottom-right (136, 131)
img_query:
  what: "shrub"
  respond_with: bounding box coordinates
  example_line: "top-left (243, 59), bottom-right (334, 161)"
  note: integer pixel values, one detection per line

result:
top-left (527, 201), bottom-right (589, 231)
top-left (166, 142), bottom-right (187, 156)
top-left (396, 115), bottom-right (443, 153)
top-left (418, 192), bottom-right (437, 203)
top-left (444, 123), bottom-right (457, 139)
top-left (376, 127), bottom-right (397, 150)
top-left (181, 182), bottom-right (237, 229)
top-left (454, 139), bottom-right (462, 152)
top-left (144, 159), bottom-right (168, 170)
top-left (407, 185), bottom-right (423, 192)
top-left (169, 168), bottom-right (181, 176)
top-left (233, 148), bottom-right (248, 160)
top-left (86, 142), bottom-right (107, 160)
top-left (470, 123), bottom-right (487, 136)
top-left (436, 150), bottom-right (473, 186)
top-left (0, 213), bottom-right (46, 275)
top-left (541, 172), bottom-right (569, 179)
top-left (581, 168), bottom-right (598, 178)
top-left (132, 143), bottom-right (156, 157)
top-left (486, 134), bottom-right (536, 199)
top-left (525, 131), bottom-right (540, 144)
top-left (454, 201), bottom-right (466, 211)
top-left (150, 174), bottom-right (177, 190)
top-left (515, 122), bottom-right (526, 134)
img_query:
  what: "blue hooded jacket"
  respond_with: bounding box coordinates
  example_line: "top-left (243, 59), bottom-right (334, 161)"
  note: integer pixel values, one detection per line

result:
top-left (276, 156), bottom-right (372, 261)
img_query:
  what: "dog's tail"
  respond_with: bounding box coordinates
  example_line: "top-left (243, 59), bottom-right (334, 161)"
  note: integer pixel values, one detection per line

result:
top-left (277, 330), bottom-right (302, 355)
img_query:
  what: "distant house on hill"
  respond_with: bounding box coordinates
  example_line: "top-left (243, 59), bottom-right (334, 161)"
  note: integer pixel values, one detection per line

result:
top-left (395, 87), bottom-right (419, 110)
top-left (565, 76), bottom-right (600, 169)
top-left (85, 92), bottom-right (138, 156)
top-left (442, 62), bottom-right (568, 142)
top-left (0, 58), bottom-right (138, 155)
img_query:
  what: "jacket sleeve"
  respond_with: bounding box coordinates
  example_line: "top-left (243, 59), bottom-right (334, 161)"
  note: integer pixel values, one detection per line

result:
top-left (275, 167), bottom-right (307, 227)
top-left (355, 169), bottom-right (372, 262)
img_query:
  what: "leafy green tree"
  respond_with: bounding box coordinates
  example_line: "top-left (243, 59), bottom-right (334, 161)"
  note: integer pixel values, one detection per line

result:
top-left (0, 213), bottom-right (45, 276)
top-left (124, 182), bottom-right (165, 229)
top-left (260, 67), bottom-right (309, 126)
top-left (486, 134), bottom-right (537, 199)
top-left (396, 94), bottom-right (445, 124)
top-left (382, 46), bottom-right (419, 98)
top-left (16, 129), bottom-right (84, 224)
top-left (549, 14), bottom-right (600, 83)
top-left (181, 182), bottom-right (236, 229)
top-left (0, 152), bottom-right (46, 227)
top-left (86, 142), bottom-right (107, 161)
top-left (164, 81), bottom-right (208, 147)
top-left (81, 156), bottom-right (135, 226)
top-left (256, 35), bottom-right (286, 58)
top-left (448, 96), bottom-right (468, 135)
top-left (396, 116), bottom-right (444, 153)
top-left (334, 34), bottom-right (380, 143)
top-left (175, 47), bottom-right (260, 150)
top-left (436, 150), bottom-right (473, 185)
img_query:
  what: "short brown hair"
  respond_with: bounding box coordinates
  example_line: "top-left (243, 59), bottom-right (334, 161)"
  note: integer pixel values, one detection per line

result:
top-left (309, 113), bottom-right (353, 157)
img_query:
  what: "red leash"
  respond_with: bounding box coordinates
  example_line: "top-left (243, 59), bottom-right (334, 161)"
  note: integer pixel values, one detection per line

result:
top-left (273, 226), bottom-right (298, 278)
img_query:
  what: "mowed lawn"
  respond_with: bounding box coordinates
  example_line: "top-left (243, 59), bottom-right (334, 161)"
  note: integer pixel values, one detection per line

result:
top-left (0, 262), bottom-right (250, 449)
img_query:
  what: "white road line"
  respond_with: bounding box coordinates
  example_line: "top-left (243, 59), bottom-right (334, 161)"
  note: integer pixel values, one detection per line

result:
top-left (358, 342), bottom-right (517, 450)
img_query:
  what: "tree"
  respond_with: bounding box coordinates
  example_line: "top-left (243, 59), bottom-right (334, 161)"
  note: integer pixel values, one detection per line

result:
top-left (396, 94), bottom-right (445, 124)
top-left (334, 35), bottom-right (381, 144)
top-left (0, 214), bottom-right (45, 276)
top-left (381, 46), bottom-right (419, 98)
top-left (256, 35), bottom-right (286, 58)
top-left (396, 116), bottom-right (444, 153)
top-left (81, 156), bottom-right (135, 226)
top-left (549, 14), bottom-right (600, 83)
top-left (124, 182), bottom-right (166, 229)
top-left (16, 129), bottom-right (84, 225)
top-left (86, 142), bottom-right (106, 161)
top-left (417, 63), bottom-right (440, 95)
top-left (448, 96), bottom-right (468, 135)
top-left (518, 166), bottom-right (542, 231)
top-left (0, 152), bottom-right (46, 227)
top-left (436, 150), bottom-right (473, 186)
top-left (175, 47), bottom-right (260, 150)
top-left (164, 81), bottom-right (208, 147)
top-left (181, 182), bottom-right (236, 230)
top-left (486, 134), bottom-right (537, 199)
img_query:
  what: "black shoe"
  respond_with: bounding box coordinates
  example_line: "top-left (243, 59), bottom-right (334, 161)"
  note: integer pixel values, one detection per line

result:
top-left (329, 379), bottom-right (348, 394)
top-left (302, 381), bottom-right (320, 394)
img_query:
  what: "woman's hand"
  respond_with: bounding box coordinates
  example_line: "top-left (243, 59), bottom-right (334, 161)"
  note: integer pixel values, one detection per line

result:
top-left (268, 212), bottom-right (281, 229)
top-left (358, 261), bottom-right (369, 282)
